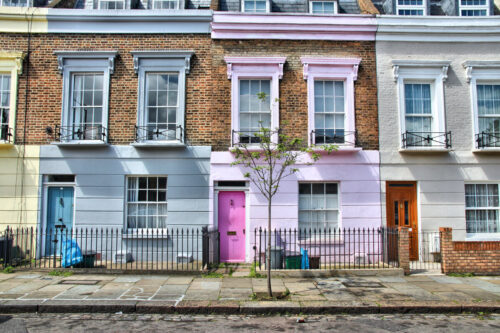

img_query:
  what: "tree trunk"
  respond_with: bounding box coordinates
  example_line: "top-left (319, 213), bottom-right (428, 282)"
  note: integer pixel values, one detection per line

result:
top-left (267, 197), bottom-right (272, 297)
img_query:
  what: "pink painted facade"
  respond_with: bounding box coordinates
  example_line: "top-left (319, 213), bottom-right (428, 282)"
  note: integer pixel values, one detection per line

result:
top-left (210, 152), bottom-right (381, 262)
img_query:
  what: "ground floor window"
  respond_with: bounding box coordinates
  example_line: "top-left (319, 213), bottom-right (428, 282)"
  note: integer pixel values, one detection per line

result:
top-left (465, 183), bottom-right (500, 233)
top-left (127, 176), bottom-right (167, 229)
top-left (298, 183), bottom-right (339, 231)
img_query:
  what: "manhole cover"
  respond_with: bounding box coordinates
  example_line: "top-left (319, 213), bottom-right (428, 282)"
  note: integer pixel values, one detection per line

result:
top-left (342, 281), bottom-right (384, 288)
top-left (60, 280), bottom-right (100, 285)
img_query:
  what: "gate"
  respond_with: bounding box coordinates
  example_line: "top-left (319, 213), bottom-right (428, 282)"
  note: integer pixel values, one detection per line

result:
top-left (410, 230), bottom-right (442, 274)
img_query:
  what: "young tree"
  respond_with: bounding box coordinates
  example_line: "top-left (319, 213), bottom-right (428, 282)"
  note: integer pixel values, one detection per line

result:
top-left (231, 95), bottom-right (336, 296)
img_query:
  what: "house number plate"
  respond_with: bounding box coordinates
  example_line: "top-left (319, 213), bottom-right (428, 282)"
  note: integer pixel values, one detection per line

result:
top-left (227, 231), bottom-right (237, 236)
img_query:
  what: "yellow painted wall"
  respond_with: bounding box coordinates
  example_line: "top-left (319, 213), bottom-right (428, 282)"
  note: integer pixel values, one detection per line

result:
top-left (0, 7), bottom-right (48, 34)
top-left (0, 145), bottom-right (40, 231)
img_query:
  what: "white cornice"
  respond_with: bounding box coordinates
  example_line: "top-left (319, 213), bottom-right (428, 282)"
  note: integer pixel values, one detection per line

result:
top-left (224, 56), bottom-right (287, 79)
top-left (54, 51), bottom-right (118, 74)
top-left (377, 16), bottom-right (500, 42)
top-left (392, 60), bottom-right (451, 82)
top-left (463, 61), bottom-right (500, 83)
top-left (131, 50), bottom-right (195, 74)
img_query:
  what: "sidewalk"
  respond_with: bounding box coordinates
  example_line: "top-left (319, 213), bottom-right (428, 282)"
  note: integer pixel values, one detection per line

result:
top-left (0, 271), bottom-right (498, 314)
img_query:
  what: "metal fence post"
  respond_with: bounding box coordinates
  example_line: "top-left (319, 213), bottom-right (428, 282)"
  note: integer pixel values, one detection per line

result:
top-left (202, 226), bottom-right (208, 268)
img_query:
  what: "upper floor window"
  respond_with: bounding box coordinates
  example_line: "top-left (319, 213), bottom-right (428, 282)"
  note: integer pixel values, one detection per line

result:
top-left (132, 51), bottom-right (193, 146)
top-left (152, 0), bottom-right (181, 9)
top-left (55, 51), bottom-right (117, 144)
top-left (396, 0), bottom-right (426, 15)
top-left (465, 184), bottom-right (499, 236)
top-left (242, 0), bottom-right (269, 13)
top-left (99, 0), bottom-right (124, 9)
top-left (301, 57), bottom-right (360, 148)
top-left (0, 74), bottom-right (10, 142)
top-left (0, 51), bottom-right (24, 145)
top-left (393, 60), bottom-right (451, 150)
top-left (310, 1), bottom-right (337, 14)
top-left (0, 0), bottom-right (28, 7)
top-left (459, 0), bottom-right (489, 16)
top-left (225, 57), bottom-right (286, 146)
top-left (463, 61), bottom-right (500, 150)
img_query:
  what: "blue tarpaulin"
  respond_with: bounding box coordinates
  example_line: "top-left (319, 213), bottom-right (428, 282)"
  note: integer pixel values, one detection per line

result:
top-left (300, 248), bottom-right (309, 269)
top-left (61, 239), bottom-right (82, 268)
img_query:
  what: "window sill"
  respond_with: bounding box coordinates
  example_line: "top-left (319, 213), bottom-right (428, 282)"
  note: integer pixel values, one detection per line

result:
top-left (310, 145), bottom-right (361, 154)
top-left (122, 231), bottom-right (172, 239)
top-left (51, 141), bottom-right (108, 147)
top-left (0, 141), bottom-right (14, 149)
top-left (131, 141), bottom-right (186, 148)
top-left (472, 148), bottom-right (500, 154)
top-left (399, 147), bottom-right (451, 154)
top-left (466, 233), bottom-right (500, 241)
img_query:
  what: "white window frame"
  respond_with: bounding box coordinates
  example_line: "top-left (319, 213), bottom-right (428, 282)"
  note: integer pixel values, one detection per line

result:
top-left (98, 0), bottom-right (125, 9)
top-left (225, 56), bottom-right (286, 146)
top-left (0, 52), bottom-right (23, 145)
top-left (301, 57), bottom-right (360, 147)
top-left (392, 60), bottom-right (450, 150)
top-left (125, 175), bottom-right (168, 232)
top-left (0, 0), bottom-right (29, 7)
top-left (396, 0), bottom-right (426, 15)
top-left (459, 0), bottom-right (490, 16)
top-left (152, 0), bottom-right (181, 9)
top-left (55, 51), bottom-right (117, 144)
top-left (463, 61), bottom-right (500, 150)
top-left (132, 51), bottom-right (193, 146)
top-left (309, 1), bottom-right (338, 14)
top-left (298, 182), bottom-right (341, 236)
top-left (241, 0), bottom-right (270, 13)
top-left (465, 182), bottom-right (500, 241)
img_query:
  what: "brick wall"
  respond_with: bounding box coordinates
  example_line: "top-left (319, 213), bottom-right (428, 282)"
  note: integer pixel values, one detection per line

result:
top-left (440, 227), bottom-right (500, 275)
top-left (398, 228), bottom-right (410, 275)
top-left (0, 33), bottom-right (213, 146)
top-left (210, 39), bottom-right (379, 151)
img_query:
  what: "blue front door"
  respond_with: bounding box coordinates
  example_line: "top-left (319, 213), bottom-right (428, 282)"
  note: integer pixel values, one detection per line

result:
top-left (45, 187), bottom-right (74, 256)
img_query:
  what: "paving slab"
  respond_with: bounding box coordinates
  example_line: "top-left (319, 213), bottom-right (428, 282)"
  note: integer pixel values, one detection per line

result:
top-left (221, 278), bottom-right (252, 288)
top-left (429, 275), bottom-right (464, 284)
top-left (322, 289), bottom-right (359, 301)
top-left (434, 291), bottom-right (476, 302)
top-left (164, 276), bottom-right (193, 285)
top-left (412, 281), bottom-right (456, 292)
top-left (155, 284), bottom-right (188, 295)
top-left (462, 278), bottom-right (500, 294)
top-left (183, 290), bottom-right (219, 301)
top-left (188, 281), bottom-right (221, 291)
top-left (386, 283), bottom-right (441, 301)
top-left (14, 274), bottom-right (41, 279)
top-left (54, 285), bottom-right (101, 300)
top-left (0, 293), bottom-right (24, 299)
top-left (113, 276), bottom-right (142, 283)
top-left (283, 282), bottom-right (318, 293)
top-left (377, 276), bottom-right (408, 283)
top-left (151, 294), bottom-right (184, 301)
top-left (1, 281), bottom-right (49, 294)
top-left (219, 288), bottom-right (252, 300)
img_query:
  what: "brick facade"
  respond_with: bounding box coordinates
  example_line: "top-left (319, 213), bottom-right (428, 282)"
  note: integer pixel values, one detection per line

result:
top-left (440, 228), bottom-right (500, 275)
top-left (398, 228), bottom-right (410, 275)
top-left (0, 33), bottom-right (213, 146)
top-left (210, 39), bottom-right (379, 151)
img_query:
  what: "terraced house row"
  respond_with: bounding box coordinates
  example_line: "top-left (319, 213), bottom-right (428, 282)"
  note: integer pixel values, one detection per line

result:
top-left (0, 0), bottom-right (499, 267)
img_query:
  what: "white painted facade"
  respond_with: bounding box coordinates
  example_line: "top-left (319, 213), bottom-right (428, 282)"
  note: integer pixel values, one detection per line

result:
top-left (377, 16), bottom-right (500, 241)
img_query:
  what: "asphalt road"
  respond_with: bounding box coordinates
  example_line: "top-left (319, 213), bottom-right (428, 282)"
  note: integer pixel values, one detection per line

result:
top-left (1, 313), bottom-right (500, 332)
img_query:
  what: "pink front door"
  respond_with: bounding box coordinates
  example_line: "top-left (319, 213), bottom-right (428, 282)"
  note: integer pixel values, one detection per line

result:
top-left (218, 191), bottom-right (246, 262)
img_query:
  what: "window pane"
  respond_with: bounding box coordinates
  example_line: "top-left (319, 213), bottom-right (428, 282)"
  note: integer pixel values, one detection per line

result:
top-left (127, 177), bottom-right (168, 229)
top-left (465, 184), bottom-right (500, 234)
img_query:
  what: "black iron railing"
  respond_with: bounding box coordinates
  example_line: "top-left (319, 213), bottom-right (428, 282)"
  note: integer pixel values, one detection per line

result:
top-left (135, 125), bottom-right (183, 143)
top-left (0, 125), bottom-right (12, 143)
top-left (402, 131), bottom-right (452, 149)
top-left (253, 228), bottom-right (399, 270)
top-left (55, 124), bottom-right (107, 142)
top-left (476, 131), bottom-right (500, 149)
top-left (0, 226), bottom-right (220, 271)
top-left (231, 129), bottom-right (280, 146)
top-left (310, 130), bottom-right (357, 146)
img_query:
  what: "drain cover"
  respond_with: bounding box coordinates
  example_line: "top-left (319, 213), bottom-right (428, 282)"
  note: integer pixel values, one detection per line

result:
top-left (60, 280), bottom-right (100, 285)
top-left (342, 281), bottom-right (384, 288)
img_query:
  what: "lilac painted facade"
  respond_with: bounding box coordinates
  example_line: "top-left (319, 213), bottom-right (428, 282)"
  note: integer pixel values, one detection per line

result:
top-left (210, 152), bottom-right (381, 262)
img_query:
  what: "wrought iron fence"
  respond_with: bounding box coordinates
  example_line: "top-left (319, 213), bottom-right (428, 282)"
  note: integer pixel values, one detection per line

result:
top-left (409, 230), bottom-right (442, 273)
top-left (476, 131), bottom-right (500, 149)
top-left (402, 131), bottom-right (452, 149)
top-left (0, 226), bottom-right (219, 271)
top-left (0, 125), bottom-right (12, 142)
top-left (55, 124), bottom-right (107, 142)
top-left (310, 130), bottom-right (357, 146)
top-left (135, 125), bottom-right (183, 143)
top-left (253, 228), bottom-right (399, 270)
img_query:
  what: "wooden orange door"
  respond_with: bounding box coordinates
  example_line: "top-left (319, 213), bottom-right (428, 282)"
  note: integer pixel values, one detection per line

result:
top-left (386, 182), bottom-right (418, 261)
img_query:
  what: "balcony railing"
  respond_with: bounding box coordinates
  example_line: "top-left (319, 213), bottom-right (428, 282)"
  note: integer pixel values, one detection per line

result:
top-left (55, 124), bottom-right (107, 143)
top-left (231, 129), bottom-right (282, 147)
top-left (134, 125), bottom-right (183, 143)
top-left (402, 131), bottom-right (451, 149)
top-left (0, 125), bottom-right (13, 143)
top-left (310, 130), bottom-right (357, 146)
top-left (476, 131), bottom-right (500, 149)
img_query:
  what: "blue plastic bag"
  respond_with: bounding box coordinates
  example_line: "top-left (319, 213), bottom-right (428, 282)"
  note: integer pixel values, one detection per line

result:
top-left (61, 239), bottom-right (83, 268)
top-left (300, 248), bottom-right (309, 269)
